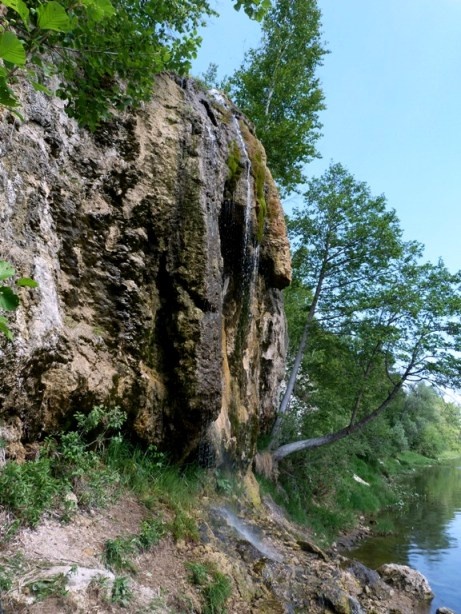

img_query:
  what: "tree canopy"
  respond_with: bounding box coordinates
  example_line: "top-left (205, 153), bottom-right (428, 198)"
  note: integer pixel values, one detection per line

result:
top-left (0, 0), bottom-right (270, 126)
top-left (269, 163), bottom-right (461, 461)
top-left (228, 0), bottom-right (327, 194)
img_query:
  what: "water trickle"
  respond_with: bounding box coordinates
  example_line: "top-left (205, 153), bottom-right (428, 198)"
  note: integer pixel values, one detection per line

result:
top-left (231, 116), bottom-right (253, 260)
top-left (215, 506), bottom-right (284, 563)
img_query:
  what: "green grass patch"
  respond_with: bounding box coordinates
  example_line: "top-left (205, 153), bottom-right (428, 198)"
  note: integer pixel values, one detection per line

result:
top-left (0, 406), bottom-right (204, 543)
top-left (257, 445), bottom-right (403, 546)
top-left (187, 561), bottom-right (232, 614)
top-left (26, 573), bottom-right (69, 602)
top-left (437, 450), bottom-right (461, 462)
top-left (373, 516), bottom-right (395, 535)
top-left (111, 576), bottom-right (133, 607)
top-left (103, 515), bottom-right (167, 573)
top-left (397, 451), bottom-right (435, 467)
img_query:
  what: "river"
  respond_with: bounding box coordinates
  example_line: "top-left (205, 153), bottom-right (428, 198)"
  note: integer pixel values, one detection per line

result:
top-left (347, 460), bottom-right (461, 613)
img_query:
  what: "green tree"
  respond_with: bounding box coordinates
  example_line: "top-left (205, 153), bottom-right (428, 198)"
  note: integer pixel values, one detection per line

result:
top-left (271, 162), bottom-right (406, 442)
top-left (266, 165), bottom-right (461, 462)
top-left (398, 384), bottom-right (461, 457)
top-left (228, 0), bottom-right (327, 193)
top-left (0, 0), bottom-right (270, 126)
top-left (272, 256), bottom-right (461, 462)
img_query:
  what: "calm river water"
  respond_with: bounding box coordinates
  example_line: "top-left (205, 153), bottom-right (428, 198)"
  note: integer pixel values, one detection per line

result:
top-left (348, 460), bottom-right (461, 613)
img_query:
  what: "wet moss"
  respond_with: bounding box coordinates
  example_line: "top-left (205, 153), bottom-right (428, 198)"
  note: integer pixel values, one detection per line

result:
top-left (226, 140), bottom-right (242, 195)
top-left (252, 150), bottom-right (267, 243)
top-left (238, 120), bottom-right (268, 243)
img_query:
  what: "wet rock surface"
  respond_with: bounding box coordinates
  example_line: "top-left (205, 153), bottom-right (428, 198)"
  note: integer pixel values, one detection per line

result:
top-left (0, 75), bottom-right (291, 464)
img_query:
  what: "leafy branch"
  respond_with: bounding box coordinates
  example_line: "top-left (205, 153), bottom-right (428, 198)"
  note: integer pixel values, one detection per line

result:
top-left (0, 260), bottom-right (37, 339)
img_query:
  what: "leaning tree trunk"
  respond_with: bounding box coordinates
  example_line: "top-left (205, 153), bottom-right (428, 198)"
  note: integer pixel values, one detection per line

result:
top-left (271, 377), bottom-right (404, 461)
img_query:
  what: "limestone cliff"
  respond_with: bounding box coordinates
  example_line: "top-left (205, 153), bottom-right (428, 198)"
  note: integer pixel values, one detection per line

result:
top-left (0, 74), bottom-right (291, 465)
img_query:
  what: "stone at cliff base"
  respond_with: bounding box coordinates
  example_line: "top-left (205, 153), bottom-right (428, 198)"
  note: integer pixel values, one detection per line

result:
top-left (0, 75), bottom-right (291, 465)
top-left (377, 563), bottom-right (434, 601)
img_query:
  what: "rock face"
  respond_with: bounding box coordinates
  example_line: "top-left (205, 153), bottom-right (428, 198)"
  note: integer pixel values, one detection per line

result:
top-left (0, 74), bottom-right (291, 464)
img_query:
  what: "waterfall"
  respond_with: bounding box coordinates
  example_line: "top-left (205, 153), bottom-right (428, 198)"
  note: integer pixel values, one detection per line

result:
top-left (215, 506), bottom-right (284, 563)
top-left (232, 116), bottom-right (253, 261)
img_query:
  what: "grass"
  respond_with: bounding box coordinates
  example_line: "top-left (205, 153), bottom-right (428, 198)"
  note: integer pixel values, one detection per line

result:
top-left (0, 407), bottom-right (204, 546)
top-left (103, 537), bottom-right (139, 573)
top-left (26, 573), bottom-right (69, 602)
top-left (396, 451), bottom-right (436, 467)
top-left (373, 516), bottom-right (395, 535)
top-left (111, 576), bottom-right (133, 607)
top-left (187, 561), bottom-right (232, 613)
top-left (257, 448), bottom-right (405, 545)
top-left (103, 515), bottom-right (167, 573)
top-left (0, 554), bottom-right (26, 595)
top-left (0, 458), bottom-right (62, 527)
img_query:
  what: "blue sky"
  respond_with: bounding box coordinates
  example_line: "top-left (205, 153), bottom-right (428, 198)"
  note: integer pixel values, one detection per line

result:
top-left (192, 0), bottom-right (461, 273)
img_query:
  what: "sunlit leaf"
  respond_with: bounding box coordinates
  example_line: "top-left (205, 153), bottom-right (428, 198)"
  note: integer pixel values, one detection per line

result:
top-left (37, 1), bottom-right (72, 32)
top-left (0, 32), bottom-right (26, 66)
top-left (0, 316), bottom-right (13, 340)
top-left (1, 0), bottom-right (30, 27)
top-left (31, 82), bottom-right (52, 95)
top-left (80, 0), bottom-right (115, 21)
top-left (16, 277), bottom-right (38, 288)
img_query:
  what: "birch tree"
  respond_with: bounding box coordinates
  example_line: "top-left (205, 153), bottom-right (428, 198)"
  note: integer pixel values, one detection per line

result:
top-left (228, 0), bottom-right (327, 193)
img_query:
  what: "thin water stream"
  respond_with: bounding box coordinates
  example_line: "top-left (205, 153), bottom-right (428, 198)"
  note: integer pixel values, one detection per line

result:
top-left (215, 507), bottom-right (284, 563)
top-left (348, 460), bottom-right (461, 612)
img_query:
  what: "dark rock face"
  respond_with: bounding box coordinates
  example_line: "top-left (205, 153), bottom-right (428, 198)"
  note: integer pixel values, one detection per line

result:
top-left (0, 75), bottom-right (291, 464)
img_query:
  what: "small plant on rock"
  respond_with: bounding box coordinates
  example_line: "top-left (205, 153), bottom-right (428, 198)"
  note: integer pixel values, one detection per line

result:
top-left (103, 537), bottom-right (138, 573)
top-left (0, 260), bottom-right (37, 340)
top-left (187, 561), bottom-right (232, 613)
top-left (26, 572), bottom-right (69, 602)
top-left (111, 576), bottom-right (133, 607)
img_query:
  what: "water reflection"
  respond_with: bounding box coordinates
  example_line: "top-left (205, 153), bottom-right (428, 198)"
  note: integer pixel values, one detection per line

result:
top-left (348, 460), bottom-right (461, 612)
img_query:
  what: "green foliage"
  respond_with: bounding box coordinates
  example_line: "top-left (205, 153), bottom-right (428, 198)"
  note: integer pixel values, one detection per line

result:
top-left (199, 62), bottom-right (220, 89)
top-left (251, 149), bottom-right (267, 242)
top-left (287, 162), bottom-right (406, 325)
top-left (103, 514), bottom-right (167, 572)
top-left (103, 537), bottom-right (138, 573)
top-left (0, 554), bottom-right (26, 595)
top-left (0, 0), bottom-right (269, 127)
top-left (0, 405), bottom-right (124, 527)
top-left (111, 576), bottom-right (133, 607)
top-left (0, 566), bottom-right (13, 593)
top-left (274, 161), bottom-right (461, 461)
top-left (104, 438), bottom-right (203, 514)
top-left (187, 561), bottom-right (232, 613)
top-left (26, 572), bottom-right (69, 601)
top-left (203, 572), bottom-right (232, 614)
top-left (47, 406), bottom-right (124, 508)
top-left (215, 470), bottom-right (233, 495)
top-left (259, 436), bottom-right (400, 544)
top-left (0, 457), bottom-right (62, 526)
top-left (102, 519), bottom-right (167, 585)
top-left (138, 516), bottom-right (166, 550)
top-left (187, 561), bottom-right (209, 586)
top-left (0, 260), bottom-right (37, 340)
top-left (228, 0), bottom-right (327, 193)
top-left (169, 505), bottom-right (199, 542)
